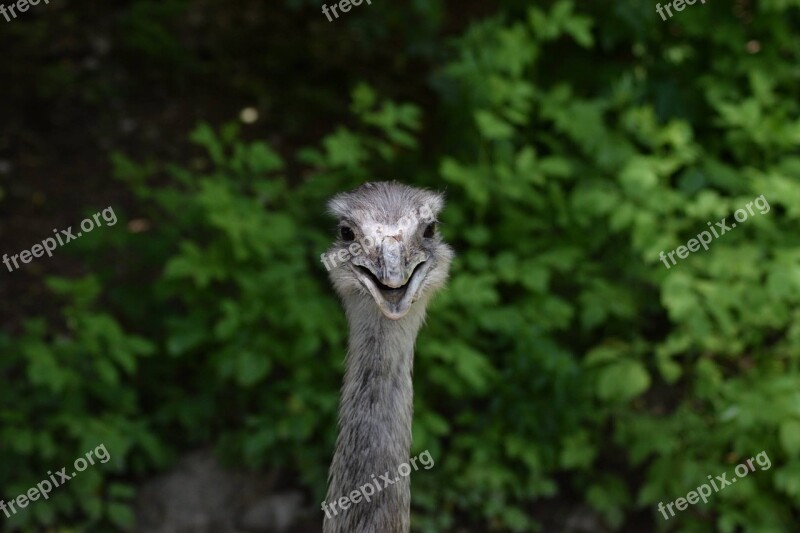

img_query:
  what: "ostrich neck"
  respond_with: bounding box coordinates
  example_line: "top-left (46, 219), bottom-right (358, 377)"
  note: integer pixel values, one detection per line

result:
top-left (324, 298), bottom-right (427, 533)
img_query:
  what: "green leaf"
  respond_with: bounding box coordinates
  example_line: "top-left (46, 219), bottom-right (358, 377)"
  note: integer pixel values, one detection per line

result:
top-left (321, 127), bottom-right (367, 168)
top-left (246, 143), bottom-right (284, 174)
top-left (474, 110), bottom-right (515, 140)
top-left (560, 432), bottom-right (596, 469)
top-left (236, 351), bottom-right (271, 387)
top-left (779, 420), bottom-right (800, 456)
top-left (597, 360), bottom-right (650, 402)
top-left (107, 502), bottom-right (135, 528)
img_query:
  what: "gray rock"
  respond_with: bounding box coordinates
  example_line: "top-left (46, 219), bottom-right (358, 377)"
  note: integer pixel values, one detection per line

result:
top-left (135, 449), bottom-right (308, 533)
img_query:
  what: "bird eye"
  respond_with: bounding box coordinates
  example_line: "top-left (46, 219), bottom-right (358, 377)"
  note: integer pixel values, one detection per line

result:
top-left (423, 222), bottom-right (436, 238)
top-left (340, 226), bottom-right (355, 241)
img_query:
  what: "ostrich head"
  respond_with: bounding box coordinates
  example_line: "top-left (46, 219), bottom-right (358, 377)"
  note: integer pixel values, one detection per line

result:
top-left (325, 182), bottom-right (454, 320)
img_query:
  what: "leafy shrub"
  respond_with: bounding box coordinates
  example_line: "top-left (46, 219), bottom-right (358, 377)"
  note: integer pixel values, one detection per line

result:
top-left (421, 1), bottom-right (800, 530)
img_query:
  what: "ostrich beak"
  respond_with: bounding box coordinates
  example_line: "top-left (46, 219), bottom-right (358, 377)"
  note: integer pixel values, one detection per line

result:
top-left (351, 238), bottom-right (430, 320)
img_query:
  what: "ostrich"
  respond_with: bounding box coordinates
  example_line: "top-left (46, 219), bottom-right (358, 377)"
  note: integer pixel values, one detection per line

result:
top-left (322, 182), bottom-right (453, 533)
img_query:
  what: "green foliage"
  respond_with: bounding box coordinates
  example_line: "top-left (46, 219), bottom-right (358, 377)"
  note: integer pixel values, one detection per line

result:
top-left (0, 277), bottom-right (156, 530)
top-left (1, 81), bottom-right (423, 529)
top-left (420, 1), bottom-right (800, 529)
top-left (4, 0), bottom-right (800, 531)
